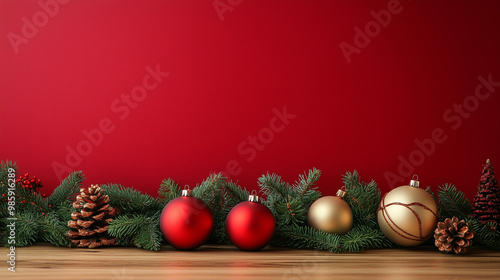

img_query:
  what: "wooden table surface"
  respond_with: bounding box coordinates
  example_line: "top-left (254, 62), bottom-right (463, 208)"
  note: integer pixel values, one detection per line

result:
top-left (2, 244), bottom-right (500, 280)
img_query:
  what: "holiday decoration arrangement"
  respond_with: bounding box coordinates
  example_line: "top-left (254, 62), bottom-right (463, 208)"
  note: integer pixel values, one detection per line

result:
top-left (1, 159), bottom-right (500, 254)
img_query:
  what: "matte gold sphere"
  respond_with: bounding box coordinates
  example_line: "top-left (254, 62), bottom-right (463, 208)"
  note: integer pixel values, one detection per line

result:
top-left (377, 185), bottom-right (439, 246)
top-left (308, 196), bottom-right (353, 235)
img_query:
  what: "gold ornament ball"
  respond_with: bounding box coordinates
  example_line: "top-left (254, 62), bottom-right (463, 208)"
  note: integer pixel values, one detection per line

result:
top-left (377, 184), bottom-right (439, 246)
top-left (308, 196), bottom-right (353, 235)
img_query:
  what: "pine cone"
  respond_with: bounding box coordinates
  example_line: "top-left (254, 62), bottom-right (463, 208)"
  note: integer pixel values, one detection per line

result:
top-left (434, 217), bottom-right (474, 254)
top-left (68, 184), bottom-right (117, 248)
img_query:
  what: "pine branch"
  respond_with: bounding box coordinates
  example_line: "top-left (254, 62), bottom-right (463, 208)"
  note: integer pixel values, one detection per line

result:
top-left (342, 170), bottom-right (363, 188)
top-left (192, 173), bottom-right (225, 201)
top-left (272, 226), bottom-right (342, 253)
top-left (108, 215), bottom-right (145, 244)
top-left (466, 217), bottom-right (500, 250)
top-left (293, 168), bottom-right (321, 200)
top-left (108, 212), bottom-right (163, 251)
top-left (1, 212), bottom-right (41, 246)
top-left (55, 201), bottom-right (74, 223)
top-left (158, 178), bottom-right (182, 204)
top-left (223, 180), bottom-right (249, 204)
top-left (340, 225), bottom-right (393, 252)
top-left (207, 180), bottom-right (248, 244)
top-left (0, 160), bottom-right (17, 187)
top-left (39, 212), bottom-right (70, 247)
top-left (259, 169), bottom-right (322, 228)
top-left (192, 174), bottom-right (226, 235)
top-left (258, 173), bottom-right (290, 200)
top-left (342, 171), bottom-right (381, 228)
top-left (101, 184), bottom-right (163, 215)
top-left (437, 183), bottom-right (472, 220)
top-left (273, 196), bottom-right (309, 227)
top-left (16, 188), bottom-right (49, 213)
top-left (133, 210), bottom-right (162, 251)
top-left (0, 160), bottom-right (17, 219)
top-left (47, 171), bottom-right (84, 206)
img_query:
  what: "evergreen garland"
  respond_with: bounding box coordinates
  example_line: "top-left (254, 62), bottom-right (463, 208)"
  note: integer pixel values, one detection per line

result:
top-left (1, 159), bottom-right (500, 253)
top-left (0, 161), bottom-right (84, 247)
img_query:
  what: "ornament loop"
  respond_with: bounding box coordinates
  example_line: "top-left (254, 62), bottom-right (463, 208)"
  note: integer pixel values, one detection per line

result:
top-left (181, 185), bottom-right (192, 196)
top-left (410, 175), bottom-right (420, 188)
top-left (336, 189), bottom-right (347, 198)
top-left (249, 190), bottom-right (260, 203)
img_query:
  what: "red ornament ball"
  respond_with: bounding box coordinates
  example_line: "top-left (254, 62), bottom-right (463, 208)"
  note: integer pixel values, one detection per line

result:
top-left (225, 195), bottom-right (275, 251)
top-left (160, 190), bottom-right (213, 250)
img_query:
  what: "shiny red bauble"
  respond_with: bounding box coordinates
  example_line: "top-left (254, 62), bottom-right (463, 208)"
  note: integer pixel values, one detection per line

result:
top-left (160, 190), bottom-right (213, 250)
top-left (225, 195), bottom-right (275, 251)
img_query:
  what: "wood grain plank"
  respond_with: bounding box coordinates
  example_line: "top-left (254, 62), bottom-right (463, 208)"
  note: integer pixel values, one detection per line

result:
top-left (2, 244), bottom-right (500, 280)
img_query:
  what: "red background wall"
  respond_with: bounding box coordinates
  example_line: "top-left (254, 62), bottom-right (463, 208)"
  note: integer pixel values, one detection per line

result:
top-left (1, 0), bottom-right (499, 200)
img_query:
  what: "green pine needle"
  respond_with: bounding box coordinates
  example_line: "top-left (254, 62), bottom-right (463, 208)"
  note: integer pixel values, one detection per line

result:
top-left (158, 178), bottom-right (182, 204)
top-left (108, 212), bottom-right (163, 251)
top-left (293, 168), bottom-right (321, 200)
top-left (133, 211), bottom-right (162, 251)
top-left (273, 226), bottom-right (342, 253)
top-left (1, 212), bottom-right (41, 247)
top-left (101, 184), bottom-right (163, 215)
top-left (39, 212), bottom-right (70, 247)
top-left (192, 173), bottom-right (225, 201)
top-left (223, 180), bottom-right (249, 204)
top-left (342, 171), bottom-right (381, 228)
top-left (340, 225), bottom-right (393, 252)
top-left (465, 217), bottom-right (500, 250)
top-left (437, 183), bottom-right (472, 220)
top-left (47, 171), bottom-right (84, 207)
top-left (258, 173), bottom-right (291, 200)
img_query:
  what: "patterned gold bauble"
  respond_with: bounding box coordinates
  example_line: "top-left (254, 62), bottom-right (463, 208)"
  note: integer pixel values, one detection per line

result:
top-left (377, 176), bottom-right (439, 246)
top-left (308, 190), bottom-right (353, 235)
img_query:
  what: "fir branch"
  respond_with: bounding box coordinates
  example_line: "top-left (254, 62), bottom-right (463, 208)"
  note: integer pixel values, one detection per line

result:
top-left (273, 196), bottom-right (309, 227)
top-left (192, 173), bottom-right (225, 201)
top-left (108, 212), bottom-right (163, 251)
top-left (47, 171), bottom-right (84, 206)
top-left (259, 169), bottom-right (322, 228)
top-left (55, 201), bottom-right (74, 223)
top-left (0, 160), bottom-right (17, 187)
top-left (133, 210), bottom-right (162, 251)
top-left (342, 171), bottom-right (381, 228)
top-left (342, 170), bottom-right (363, 188)
top-left (466, 217), bottom-right (500, 250)
top-left (258, 173), bottom-right (291, 200)
top-left (108, 215), bottom-right (145, 244)
top-left (158, 178), bottom-right (182, 204)
top-left (340, 225), bottom-right (393, 253)
top-left (1, 212), bottom-right (41, 246)
top-left (273, 226), bottom-right (342, 253)
top-left (293, 168), bottom-right (321, 200)
top-left (207, 180), bottom-right (249, 244)
top-left (0, 160), bottom-right (17, 219)
top-left (223, 180), bottom-right (249, 204)
top-left (101, 184), bottom-right (163, 215)
top-left (16, 188), bottom-right (49, 213)
top-left (437, 183), bottom-right (472, 220)
top-left (192, 173), bottom-right (226, 232)
top-left (39, 212), bottom-right (70, 247)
